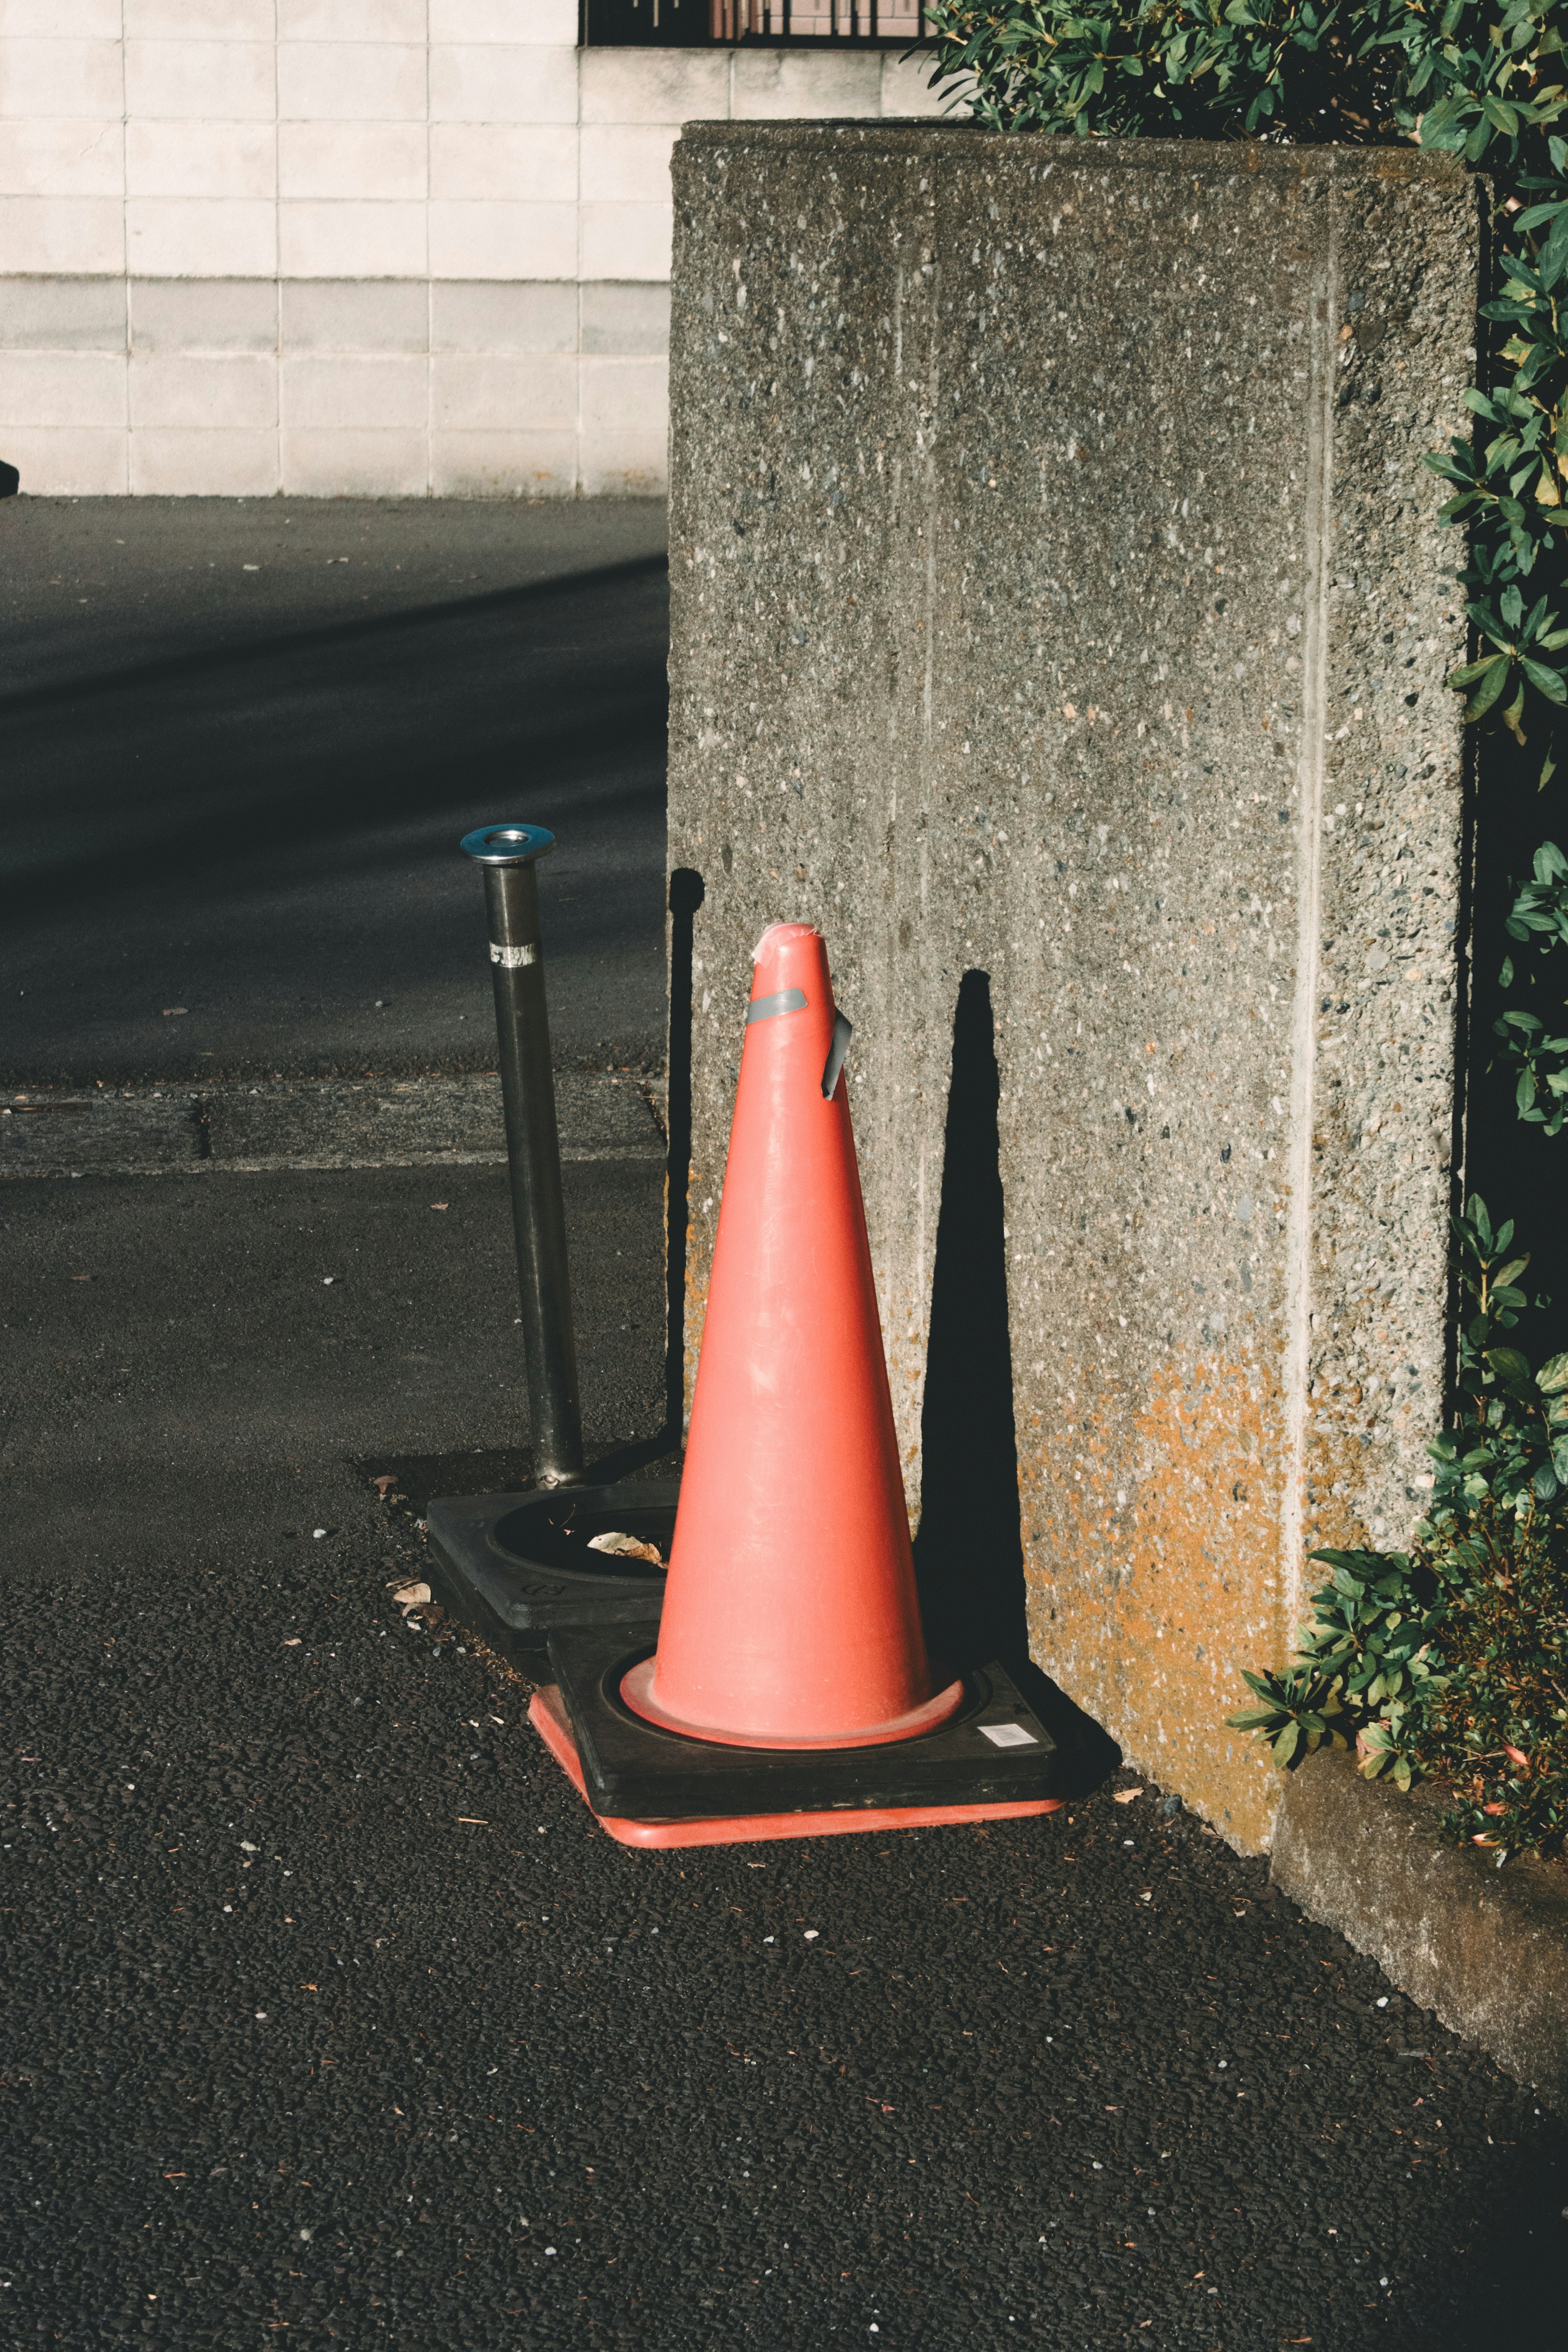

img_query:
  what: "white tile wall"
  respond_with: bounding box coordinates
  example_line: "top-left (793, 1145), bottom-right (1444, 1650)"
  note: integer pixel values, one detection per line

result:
top-left (279, 122), bottom-right (429, 203)
top-left (2, 275), bottom-right (125, 348)
top-left (0, 40), bottom-right (963, 494)
top-left (129, 350), bottom-right (276, 427)
top-left (277, 43), bottom-right (427, 121)
top-left (430, 45), bottom-right (579, 123)
top-left (579, 121), bottom-right (677, 205)
top-left (130, 423), bottom-right (276, 492)
top-left (283, 278), bottom-right (430, 350)
top-left (430, 0), bottom-right (577, 42)
top-left (578, 49), bottom-right (729, 121)
top-left (579, 198), bottom-right (672, 283)
top-left (279, 199), bottom-right (427, 277)
top-left (125, 0), bottom-right (276, 40)
top-left (126, 120), bottom-right (276, 200)
top-left (126, 195), bottom-right (276, 275)
top-left (131, 277), bottom-right (277, 350)
top-left (5, 425), bottom-right (126, 491)
top-left (433, 352), bottom-right (576, 430)
top-left (0, 119), bottom-right (122, 196)
top-left (430, 123), bottom-right (577, 203)
top-left (281, 352), bottom-right (428, 428)
top-left (124, 41), bottom-right (275, 120)
top-left (0, 350), bottom-right (125, 425)
top-left (281, 425), bottom-right (426, 493)
top-left (428, 198), bottom-right (575, 280)
top-left (729, 49), bottom-right (882, 114)
top-left (0, 0), bottom-right (122, 36)
top-left (432, 428), bottom-right (575, 497)
top-left (0, 39), bottom-right (125, 117)
top-left (1, 193), bottom-right (124, 270)
top-left (278, 0), bottom-right (427, 38)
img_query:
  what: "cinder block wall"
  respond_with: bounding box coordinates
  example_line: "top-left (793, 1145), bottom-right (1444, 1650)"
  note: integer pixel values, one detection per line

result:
top-left (0, 7), bottom-right (946, 497)
top-left (667, 127), bottom-right (1480, 1849)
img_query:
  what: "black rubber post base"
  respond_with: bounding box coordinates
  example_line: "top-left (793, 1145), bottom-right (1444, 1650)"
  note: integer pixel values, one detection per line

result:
top-left (424, 1481), bottom-right (675, 1675)
top-left (546, 1622), bottom-right (1063, 1822)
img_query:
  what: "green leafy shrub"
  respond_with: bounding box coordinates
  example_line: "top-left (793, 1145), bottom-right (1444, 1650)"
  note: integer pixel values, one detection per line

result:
top-left (1496, 840), bottom-right (1568, 1130)
top-left (1228, 1198), bottom-right (1568, 1861)
top-left (1403, 1498), bottom-right (1568, 1855)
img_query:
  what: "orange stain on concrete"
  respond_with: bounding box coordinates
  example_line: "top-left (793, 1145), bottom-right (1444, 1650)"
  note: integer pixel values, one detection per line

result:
top-left (1019, 1349), bottom-right (1292, 1851)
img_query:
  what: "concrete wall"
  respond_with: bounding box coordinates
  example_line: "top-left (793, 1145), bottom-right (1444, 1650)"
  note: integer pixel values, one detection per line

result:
top-left (0, 13), bottom-right (946, 497)
top-left (666, 126), bottom-right (1480, 1849)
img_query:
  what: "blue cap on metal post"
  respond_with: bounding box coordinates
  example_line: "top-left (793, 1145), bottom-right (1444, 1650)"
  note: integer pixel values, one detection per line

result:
top-left (460, 822), bottom-right (555, 868)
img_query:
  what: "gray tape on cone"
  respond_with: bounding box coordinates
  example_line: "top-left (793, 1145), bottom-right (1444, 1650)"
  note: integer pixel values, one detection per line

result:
top-left (745, 987), bottom-right (808, 1025)
top-left (821, 1009), bottom-right (853, 1098)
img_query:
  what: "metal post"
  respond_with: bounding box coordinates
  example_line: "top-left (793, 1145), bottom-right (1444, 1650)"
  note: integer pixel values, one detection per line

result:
top-left (460, 822), bottom-right (585, 1488)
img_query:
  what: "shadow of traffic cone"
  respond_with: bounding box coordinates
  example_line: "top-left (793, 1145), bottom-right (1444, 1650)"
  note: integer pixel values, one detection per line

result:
top-left (529, 924), bottom-right (1064, 1848)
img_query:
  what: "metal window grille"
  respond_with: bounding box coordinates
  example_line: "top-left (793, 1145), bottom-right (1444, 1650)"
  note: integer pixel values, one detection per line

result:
top-left (581, 0), bottom-right (922, 43)
top-left (711, 0), bottom-right (922, 37)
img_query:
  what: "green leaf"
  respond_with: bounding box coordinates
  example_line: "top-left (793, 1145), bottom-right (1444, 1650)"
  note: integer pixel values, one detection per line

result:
top-left (1486, 1345), bottom-right (1537, 1398)
top-left (1465, 657), bottom-right (1516, 722)
top-left (1521, 657), bottom-right (1568, 702)
top-left (1449, 655), bottom-right (1508, 689)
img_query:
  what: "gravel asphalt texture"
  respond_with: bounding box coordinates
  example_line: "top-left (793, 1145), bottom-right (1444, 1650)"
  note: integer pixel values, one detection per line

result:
top-left (4, 500), bottom-right (1566, 2350)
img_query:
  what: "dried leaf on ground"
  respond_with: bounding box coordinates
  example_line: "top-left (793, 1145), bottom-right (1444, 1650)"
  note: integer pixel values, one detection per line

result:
top-left (587, 1531), bottom-right (663, 1564)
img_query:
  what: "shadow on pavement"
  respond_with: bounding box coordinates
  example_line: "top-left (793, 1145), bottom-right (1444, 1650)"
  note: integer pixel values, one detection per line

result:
top-left (2, 526), bottom-right (670, 1083)
top-left (0, 551), bottom-right (668, 728)
top-left (913, 968), bottom-right (1121, 1798)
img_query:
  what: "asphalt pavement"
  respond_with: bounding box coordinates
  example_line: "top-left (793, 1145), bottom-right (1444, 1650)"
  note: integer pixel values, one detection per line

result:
top-left (3, 499), bottom-right (1566, 2350)
top-left (2, 497), bottom-right (669, 1086)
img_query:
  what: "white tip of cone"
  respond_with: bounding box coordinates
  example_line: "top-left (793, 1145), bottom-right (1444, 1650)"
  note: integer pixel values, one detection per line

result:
top-left (752, 921), bottom-right (820, 962)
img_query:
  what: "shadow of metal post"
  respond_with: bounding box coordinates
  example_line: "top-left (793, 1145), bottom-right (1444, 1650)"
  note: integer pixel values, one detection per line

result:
top-left (664, 867), bottom-right (706, 1447)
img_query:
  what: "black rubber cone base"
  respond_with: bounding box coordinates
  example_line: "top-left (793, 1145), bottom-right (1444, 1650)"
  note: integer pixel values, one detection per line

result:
top-left (424, 1482), bottom-right (675, 1674)
top-left (544, 1622), bottom-right (1062, 1823)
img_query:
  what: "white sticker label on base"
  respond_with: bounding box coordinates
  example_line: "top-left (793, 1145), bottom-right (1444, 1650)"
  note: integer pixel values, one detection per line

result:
top-left (979, 1721), bottom-right (1038, 1748)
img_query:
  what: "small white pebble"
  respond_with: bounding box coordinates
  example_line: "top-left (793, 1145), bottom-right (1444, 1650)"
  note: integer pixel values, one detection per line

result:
top-left (312, 1528), bottom-right (326, 1539)
top-left (323, 1276), bottom-right (334, 1285)
top-left (254, 2011), bottom-right (267, 2021)
top-left (1376, 1996), bottom-right (1389, 2008)
top-left (803, 1930), bottom-right (819, 1942)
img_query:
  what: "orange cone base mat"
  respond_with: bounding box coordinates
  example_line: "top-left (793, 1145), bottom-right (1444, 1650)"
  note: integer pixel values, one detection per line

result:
top-left (529, 1686), bottom-right (1065, 1851)
top-left (618, 1655), bottom-right (968, 1750)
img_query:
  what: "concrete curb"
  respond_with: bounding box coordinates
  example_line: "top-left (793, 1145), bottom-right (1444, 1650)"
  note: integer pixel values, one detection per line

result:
top-left (1272, 1747), bottom-right (1568, 2111)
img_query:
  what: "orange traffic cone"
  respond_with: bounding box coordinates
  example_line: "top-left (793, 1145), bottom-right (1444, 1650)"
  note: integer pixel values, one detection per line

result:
top-left (625, 920), bottom-right (964, 1748)
top-left (529, 923), bottom-right (1063, 1847)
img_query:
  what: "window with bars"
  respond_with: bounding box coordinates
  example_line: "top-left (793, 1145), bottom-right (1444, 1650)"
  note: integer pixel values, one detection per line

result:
top-left (582, 0), bottom-right (922, 44)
